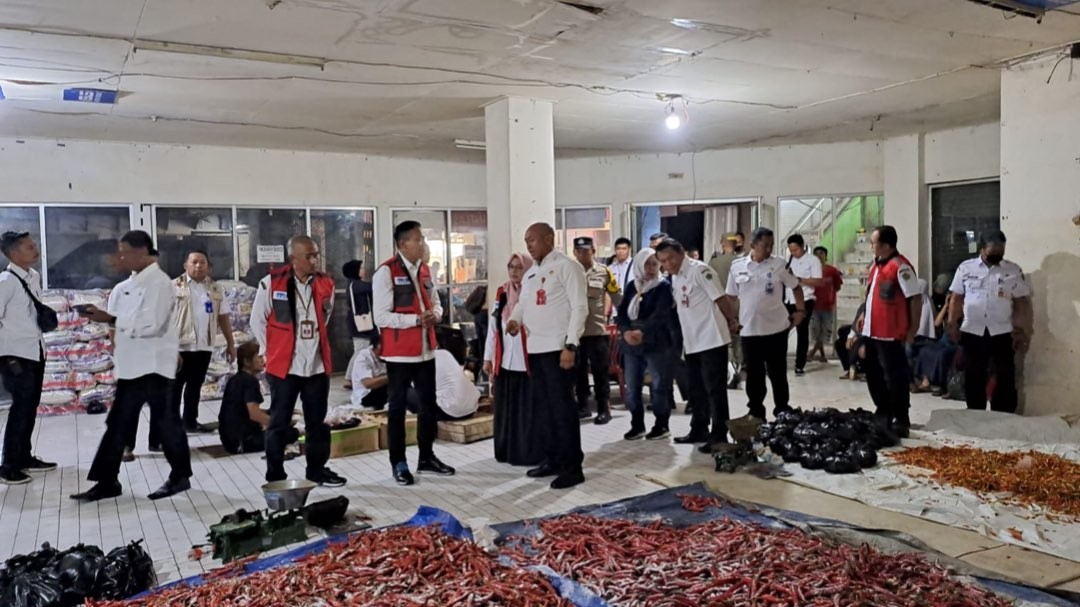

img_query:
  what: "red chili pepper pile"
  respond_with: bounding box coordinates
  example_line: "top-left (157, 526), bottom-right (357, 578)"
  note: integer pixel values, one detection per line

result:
top-left (502, 515), bottom-right (1013, 607)
top-left (87, 525), bottom-right (571, 607)
top-left (676, 493), bottom-right (727, 513)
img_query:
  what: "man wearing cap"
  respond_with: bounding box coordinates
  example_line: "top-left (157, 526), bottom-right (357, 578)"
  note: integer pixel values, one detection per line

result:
top-left (572, 236), bottom-right (622, 425)
top-left (0, 232), bottom-right (57, 486)
top-left (72, 231), bottom-right (193, 501)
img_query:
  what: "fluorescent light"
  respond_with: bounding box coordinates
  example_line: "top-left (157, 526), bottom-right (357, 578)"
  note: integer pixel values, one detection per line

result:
top-left (133, 40), bottom-right (326, 70)
top-left (656, 47), bottom-right (695, 56)
top-left (454, 139), bottom-right (486, 150)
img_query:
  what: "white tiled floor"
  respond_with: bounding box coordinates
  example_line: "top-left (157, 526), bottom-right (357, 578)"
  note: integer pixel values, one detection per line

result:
top-left (0, 359), bottom-right (964, 584)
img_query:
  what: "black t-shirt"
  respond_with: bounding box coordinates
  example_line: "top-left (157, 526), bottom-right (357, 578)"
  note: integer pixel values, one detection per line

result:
top-left (219, 371), bottom-right (264, 450)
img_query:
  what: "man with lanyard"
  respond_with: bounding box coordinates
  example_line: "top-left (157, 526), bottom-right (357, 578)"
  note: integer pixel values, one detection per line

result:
top-left (608, 237), bottom-right (635, 295)
top-left (73, 231), bottom-right (192, 501)
top-left (572, 236), bottom-right (622, 424)
top-left (251, 235), bottom-right (345, 488)
top-left (171, 250), bottom-right (236, 438)
top-left (726, 228), bottom-right (804, 422)
top-left (947, 230), bottom-right (1032, 413)
top-left (784, 234), bottom-right (823, 376)
top-left (0, 232), bottom-right (56, 486)
top-left (655, 238), bottom-right (740, 453)
top-left (507, 223), bottom-right (588, 489)
top-left (373, 221), bottom-right (455, 486)
top-left (855, 225), bottom-right (921, 438)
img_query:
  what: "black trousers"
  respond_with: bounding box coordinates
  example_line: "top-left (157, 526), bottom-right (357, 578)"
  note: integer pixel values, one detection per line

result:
top-left (575, 335), bottom-right (610, 412)
top-left (266, 374), bottom-right (330, 482)
top-left (741, 331), bottom-right (791, 419)
top-left (360, 385), bottom-right (389, 410)
top-left (786, 300), bottom-right (816, 369)
top-left (0, 355), bottom-right (45, 473)
top-left (89, 374), bottom-right (192, 483)
top-left (529, 352), bottom-right (583, 475)
top-left (386, 360), bottom-right (439, 466)
top-left (686, 346), bottom-right (730, 443)
top-left (864, 340), bottom-right (910, 422)
top-left (170, 351), bottom-right (213, 431)
top-left (225, 426), bottom-right (299, 455)
top-left (962, 330), bottom-right (1017, 413)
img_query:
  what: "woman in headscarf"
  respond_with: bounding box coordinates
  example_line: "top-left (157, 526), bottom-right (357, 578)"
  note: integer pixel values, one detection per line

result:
top-left (615, 248), bottom-right (679, 440)
top-left (483, 253), bottom-right (542, 465)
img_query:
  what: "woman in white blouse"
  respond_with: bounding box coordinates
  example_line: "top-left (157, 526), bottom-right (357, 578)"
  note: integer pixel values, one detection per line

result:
top-left (483, 253), bottom-right (542, 466)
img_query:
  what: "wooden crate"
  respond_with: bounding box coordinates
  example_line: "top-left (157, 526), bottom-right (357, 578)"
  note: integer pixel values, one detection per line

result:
top-left (437, 413), bottom-right (494, 444)
top-left (300, 422), bottom-right (381, 459)
top-left (363, 411), bottom-right (418, 450)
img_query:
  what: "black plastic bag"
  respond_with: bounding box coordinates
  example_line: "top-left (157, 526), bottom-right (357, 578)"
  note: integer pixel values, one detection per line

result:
top-left (51, 544), bottom-right (105, 605)
top-left (303, 496), bottom-right (349, 529)
top-left (3, 544), bottom-right (60, 579)
top-left (3, 572), bottom-right (64, 607)
top-left (849, 444), bottom-right (878, 469)
top-left (96, 540), bottom-right (156, 600)
top-left (824, 455), bottom-right (861, 474)
top-left (800, 451), bottom-right (826, 470)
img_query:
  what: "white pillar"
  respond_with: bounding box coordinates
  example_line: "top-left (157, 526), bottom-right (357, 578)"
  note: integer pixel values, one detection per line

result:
top-left (485, 96), bottom-right (556, 291)
top-left (883, 134), bottom-right (928, 276)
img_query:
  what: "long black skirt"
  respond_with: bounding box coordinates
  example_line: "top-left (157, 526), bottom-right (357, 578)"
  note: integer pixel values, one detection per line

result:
top-left (493, 370), bottom-right (544, 466)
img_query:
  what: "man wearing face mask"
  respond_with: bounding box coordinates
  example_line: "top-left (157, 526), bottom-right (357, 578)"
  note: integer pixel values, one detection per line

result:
top-left (947, 231), bottom-right (1031, 413)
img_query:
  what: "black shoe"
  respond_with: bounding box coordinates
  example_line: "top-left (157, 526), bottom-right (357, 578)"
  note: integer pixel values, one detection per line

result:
top-left (889, 418), bottom-right (911, 439)
top-left (684, 404), bottom-right (693, 415)
top-left (645, 427), bottom-right (670, 441)
top-left (417, 457), bottom-right (455, 476)
top-left (594, 411), bottom-right (612, 425)
top-left (309, 468), bottom-right (347, 488)
top-left (186, 423), bottom-right (213, 434)
top-left (527, 463), bottom-right (559, 478)
top-left (794, 368), bottom-right (805, 376)
top-left (148, 477), bottom-right (191, 500)
top-left (122, 448), bottom-right (136, 463)
top-left (577, 409), bottom-right (592, 420)
top-left (697, 442), bottom-right (714, 454)
top-left (23, 456), bottom-right (57, 473)
top-left (727, 376), bottom-right (740, 390)
top-left (148, 444), bottom-right (164, 454)
top-left (674, 433), bottom-right (708, 445)
top-left (71, 480), bottom-right (123, 502)
top-left (550, 471), bottom-right (585, 490)
top-left (0, 468), bottom-right (31, 485)
top-left (393, 463), bottom-right (415, 486)
top-left (624, 427), bottom-right (647, 441)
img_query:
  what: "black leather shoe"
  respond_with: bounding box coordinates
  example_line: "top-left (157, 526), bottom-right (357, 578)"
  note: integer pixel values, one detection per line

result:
top-left (594, 411), bottom-right (612, 425)
top-left (309, 468), bottom-right (347, 488)
top-left (148, 477), bottom-right (191, 500)
top-left (577, 409), bottom-right (592, 420)
top-left (148, 444), bottom-right (164, 454)
top-left (674, 433), bottom-right (708, 445)
top-left (70, 480), bottom-right (123, 502)
top-left (417, 457), bottom-right (455, 476)
top-left (550, 471), bottom-right (585, 490)
top-left (23, 456), bottom-right (57, 473)
top-left (889, 418), bottom-right (911, 439)
top-left (393, 463), bottom-right (415, 486)
top-left (527, 463), bottom-right (559, 478)
top-left (697, 442), bottom-right (714, 454)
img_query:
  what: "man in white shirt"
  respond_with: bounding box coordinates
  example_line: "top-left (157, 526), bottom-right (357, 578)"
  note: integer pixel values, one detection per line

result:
top-left (608, 237), bottom-right (635, 294)
top-left (947, 230), bottom-right (1031, 413)
top-left (433, 349), bottom-right (480, 419)
top-left (373, 221), bottom-right (454, 486)
top-left (0, 232), bottom-right (57, 486)
top-left (250, 236), bottom-right (345, 488)
top-left (72, 231), bottom-right (192, 502)
top-left (655, 238), bottom-right (740, 453)
top-left (727, 228), bottom-right (804, 422)
top-left (507, 223), bottom-right (588, 489)
top-left (350, 336), bottom-right (389, 410)
top-left (169, 250), bottom-right (236, 440)
top-left (784, 234), bottom-right (823, 375)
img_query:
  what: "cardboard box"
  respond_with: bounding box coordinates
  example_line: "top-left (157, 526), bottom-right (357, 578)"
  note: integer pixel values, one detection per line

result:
top-left (320, 422), bottom-right (381, 459)
top-left (437, 413), bottom-right (494, 444)
top-left (363, 411), bottom-right (418, 450)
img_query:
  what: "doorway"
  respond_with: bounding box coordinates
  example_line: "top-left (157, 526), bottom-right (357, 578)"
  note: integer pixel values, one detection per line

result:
top-left (930, 180), bottom-right (1000, 285)
top-left (630, 199), bottom-right (758, 257)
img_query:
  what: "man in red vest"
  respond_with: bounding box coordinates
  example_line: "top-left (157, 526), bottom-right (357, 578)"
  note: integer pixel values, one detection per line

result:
top-left (855, 225), bottom-right (922, 438)
top-left (372, 221), bottom-right (455, 486)
top-left (250, 235), bottom-right (345, 487)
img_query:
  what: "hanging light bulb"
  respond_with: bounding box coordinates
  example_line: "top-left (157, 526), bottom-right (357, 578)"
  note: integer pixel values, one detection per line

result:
top-left (665, 103), bottom-right (681, 130)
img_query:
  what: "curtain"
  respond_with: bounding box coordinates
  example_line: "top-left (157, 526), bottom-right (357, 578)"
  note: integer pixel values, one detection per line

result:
top-left (703, 205), bottom-right (738, 259)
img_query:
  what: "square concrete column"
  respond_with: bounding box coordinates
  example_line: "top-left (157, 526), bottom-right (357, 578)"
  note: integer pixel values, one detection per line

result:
top-left (485, 96), bottom-right (556, 290)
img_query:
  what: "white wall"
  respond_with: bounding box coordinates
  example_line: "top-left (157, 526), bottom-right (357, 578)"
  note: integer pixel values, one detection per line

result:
top-left (923, 123), bottom-right (1001, 185)
top-left (0, 138), bottom-right (487, 259)
top-left (1000, 58), bottom-right (1080, 416)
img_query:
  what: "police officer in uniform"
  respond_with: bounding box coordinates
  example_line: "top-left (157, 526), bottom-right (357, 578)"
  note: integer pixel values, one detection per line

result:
top-left (947, 230), bottom-right (1031, 413)
top-left (855, 226), bottom-right (921, 438)
top-left (572, 237), bottom-right (622, 424)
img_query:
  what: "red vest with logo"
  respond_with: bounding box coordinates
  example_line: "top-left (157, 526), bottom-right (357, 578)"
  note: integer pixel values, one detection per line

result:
top-left (867, 254), bottom-right (914, 341)
top-left (379, 256), bottom-right (439, 358)
top-left (264, 266), bottom-right (335, 379)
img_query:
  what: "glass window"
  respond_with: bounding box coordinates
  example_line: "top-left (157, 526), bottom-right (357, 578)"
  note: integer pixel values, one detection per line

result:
top-left (392, 210), bottom-right (449, 285)
top-left (155, 207), bottom-right (235, 280)
top-left (555, 209), bottom-right (565, 253)
top-left (0, 206), bottom-right (43, 272)
top-left (449, 210), bottom-right (487, 284)
top-left (44, 206), bottom-right (130, 290)
top-left (563, 207), bottom-right (613, 259)
top-left (235, 208), bottom-right (307, 286)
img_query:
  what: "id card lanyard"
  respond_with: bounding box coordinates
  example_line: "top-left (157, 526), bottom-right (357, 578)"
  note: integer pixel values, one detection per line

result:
top-left (295, 281), bottom-right (317, 340)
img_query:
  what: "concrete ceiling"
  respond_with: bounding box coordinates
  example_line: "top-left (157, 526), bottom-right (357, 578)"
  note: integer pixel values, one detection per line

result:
top-left (1, 0), bottom-right (1079, 158)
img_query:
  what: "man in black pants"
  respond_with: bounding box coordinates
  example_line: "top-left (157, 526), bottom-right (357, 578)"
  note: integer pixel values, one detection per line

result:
top-left (572, 236), bottom-right (621, 424)
top-left (72, 231), bottom-right (192, 501)
top-left (0, 232), bottom-right (57, 486)
top-left (726, 228), bottom-right (803, 421)
top-left (656, 238), bottom-right (740, 453)
top-left (784, 234), bottom-right (822, 375)
top-left (372, 221), bottom-right (454, 486)
top-left (947, 231), bottom-right (1031, 413)
top-left (507, 223), bottom-right (588, 489)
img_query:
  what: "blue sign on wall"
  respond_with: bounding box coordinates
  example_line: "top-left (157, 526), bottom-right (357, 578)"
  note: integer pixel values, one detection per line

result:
top-left (62, 88), bottom-right (118, 104)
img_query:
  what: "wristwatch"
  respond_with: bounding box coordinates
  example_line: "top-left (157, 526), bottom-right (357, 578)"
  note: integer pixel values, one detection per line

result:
top-left (564, 343), bottom-right (579, 353)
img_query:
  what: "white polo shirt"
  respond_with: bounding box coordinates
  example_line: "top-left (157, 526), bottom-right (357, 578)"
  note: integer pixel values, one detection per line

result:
top-left (784, 252), bottom-right (822, 303)
top-left (727, 255), bottom-right (800, 337)
top-left (109, 263), bottom-right (180, 381)
top-left (350, 347), bottom-right (386, 405)
top-left (670, 257), bottom-right (731, 355)
top-left (949, 257), bottom-right (1030, 337)
top-left (508, 250), bottom-right (587, 355)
